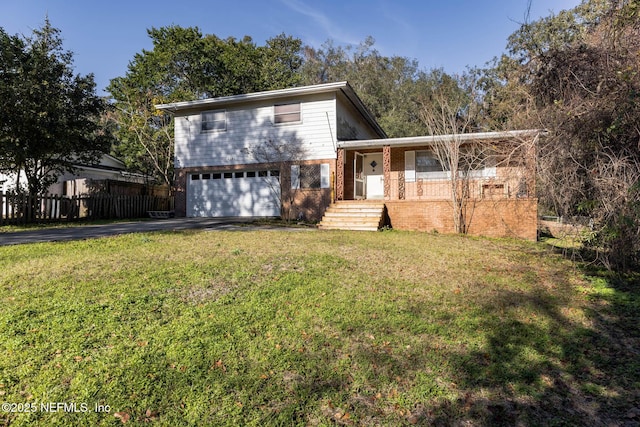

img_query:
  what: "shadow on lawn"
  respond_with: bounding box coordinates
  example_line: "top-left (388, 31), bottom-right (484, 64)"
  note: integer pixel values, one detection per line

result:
top-left (424, 272), bottom-right (640, 426)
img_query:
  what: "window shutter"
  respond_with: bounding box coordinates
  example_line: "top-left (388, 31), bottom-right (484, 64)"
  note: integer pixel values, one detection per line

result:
top-left (320, 164), bottom-right (330, 188)
top-left (405, 151), bottom-right (416, 182)
top-left (291, 165), bottom-right (300, 189)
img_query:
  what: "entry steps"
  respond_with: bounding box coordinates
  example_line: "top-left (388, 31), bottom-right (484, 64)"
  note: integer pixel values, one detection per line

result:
top-left (318, 201), bottom-right (385, 231)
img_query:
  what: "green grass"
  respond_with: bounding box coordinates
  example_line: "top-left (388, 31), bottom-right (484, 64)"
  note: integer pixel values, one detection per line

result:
top-left (0, 218), bottom-right (148, 233)
top-left (0, 230), bottom-right (638, 426)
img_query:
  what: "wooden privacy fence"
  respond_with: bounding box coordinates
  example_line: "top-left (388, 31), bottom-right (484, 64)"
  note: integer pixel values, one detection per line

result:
top-left (0, 192), bottom-right (174, 225)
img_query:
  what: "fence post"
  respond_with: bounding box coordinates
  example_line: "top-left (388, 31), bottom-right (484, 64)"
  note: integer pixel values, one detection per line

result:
top-left (8, 192), bottom-right (14, 221)
top-left (13, 193), bottom-right (19, 222)
top-left (9, 192), bottom-right (13, 222)
top-left (52, 194), bottom-right (57, 220)
top-left (72, 195), bottom-right (78, 221)
top-left (0, 193), bottom-right (176, 224)
top-left (44, 194), bottom-right (49, 221)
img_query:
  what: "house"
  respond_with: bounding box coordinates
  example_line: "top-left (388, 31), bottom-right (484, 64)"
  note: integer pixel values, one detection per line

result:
top-left (156, 82), bottom-right (540, 239)
top-left (1, 154), bottom-right (162, 197)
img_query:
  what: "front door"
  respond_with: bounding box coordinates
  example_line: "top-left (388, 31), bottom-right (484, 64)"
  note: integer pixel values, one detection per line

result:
top-left (354, 152), bottom-right (365, 199)
top-left (363, 153), bottom-right (384, 199)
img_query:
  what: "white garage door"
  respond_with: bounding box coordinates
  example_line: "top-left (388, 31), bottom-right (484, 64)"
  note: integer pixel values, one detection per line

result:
top-left (187, 171), bottom-right (281, 217)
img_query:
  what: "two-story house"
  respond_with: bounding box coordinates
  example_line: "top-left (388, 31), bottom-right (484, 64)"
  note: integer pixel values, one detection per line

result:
top-left (156, 82), bottom-right (540, 239)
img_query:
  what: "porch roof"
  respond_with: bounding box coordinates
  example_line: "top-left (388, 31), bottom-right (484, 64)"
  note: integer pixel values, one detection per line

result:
top-left (337, 129), bottom-right (542, 150)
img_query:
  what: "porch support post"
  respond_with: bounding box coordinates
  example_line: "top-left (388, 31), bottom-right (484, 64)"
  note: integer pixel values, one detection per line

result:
top-left (336, 148), bottom-right (345, 200)
top-left (383, 145), bottom-right (391, 199)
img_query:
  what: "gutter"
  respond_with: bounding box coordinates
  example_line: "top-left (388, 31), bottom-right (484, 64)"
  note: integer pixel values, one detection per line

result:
top-left (337, 129), bottom-right (544, 150)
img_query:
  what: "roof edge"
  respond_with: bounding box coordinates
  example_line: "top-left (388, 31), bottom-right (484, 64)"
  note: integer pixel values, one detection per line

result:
top-left (337, 129), bottom-right (544, 150)
top-left (155, 81), bottom-right (352, 112)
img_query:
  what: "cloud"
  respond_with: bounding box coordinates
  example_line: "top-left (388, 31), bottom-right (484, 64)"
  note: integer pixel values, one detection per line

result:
top-left (278, 0), bottom-right (359, 45)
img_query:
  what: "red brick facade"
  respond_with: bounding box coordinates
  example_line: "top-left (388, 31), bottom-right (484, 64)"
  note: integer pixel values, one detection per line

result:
top-left (384, 199), bottom-right (538, 240)
top-left (336, 142), bottom-right (538, 240)
top-left (281, 159), bottom-right (335, 222)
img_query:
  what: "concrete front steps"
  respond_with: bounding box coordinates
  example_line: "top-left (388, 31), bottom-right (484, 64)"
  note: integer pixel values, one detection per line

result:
top-left (318, 201), bottom-right (385, 231)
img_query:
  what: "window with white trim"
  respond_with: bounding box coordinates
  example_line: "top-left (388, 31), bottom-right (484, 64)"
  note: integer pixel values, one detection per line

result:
top-left (416, 150), bottom-right (449, 179)
top-left (407, 147), bottom-right (497, 180)
top-left (291, 163), bottom-right (330, 189)
top-left (201, 110), bottom-right (226, 132)
top-left (274, 103), bottom-right (301, 124)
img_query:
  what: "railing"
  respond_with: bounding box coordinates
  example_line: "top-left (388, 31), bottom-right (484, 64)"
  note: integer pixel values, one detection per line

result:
top-left (383, 175), bottom-right (533, 201)
top-left (0, 192), bottom-right (174, 225)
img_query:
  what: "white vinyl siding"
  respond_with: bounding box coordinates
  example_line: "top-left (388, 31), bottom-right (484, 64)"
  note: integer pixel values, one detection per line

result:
top-left (335, 96), bottom-right (382, 141)
top-left (174, 93), bottom-right (337, 169)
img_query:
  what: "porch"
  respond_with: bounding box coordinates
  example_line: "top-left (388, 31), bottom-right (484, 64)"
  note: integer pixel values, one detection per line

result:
top-left (328, 130), bottom-right (541, 240)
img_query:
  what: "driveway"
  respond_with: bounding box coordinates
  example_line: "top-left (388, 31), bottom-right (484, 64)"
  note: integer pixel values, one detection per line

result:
top-left (0, 218), bottom-right (304, 246)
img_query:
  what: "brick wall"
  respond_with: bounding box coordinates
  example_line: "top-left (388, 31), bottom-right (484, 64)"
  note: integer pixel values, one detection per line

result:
top-left (385, 198), bottom-right (538, 240)
top-left (281, 159), bottom-right (335, 222)
top-left (285, 189), bottom-right (331, 222)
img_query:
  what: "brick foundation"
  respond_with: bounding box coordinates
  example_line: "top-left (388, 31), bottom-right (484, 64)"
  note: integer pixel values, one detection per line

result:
top-left (384, 198), bottom-right (538, 240)
top-left (285, 189), bottom-right (332, 222)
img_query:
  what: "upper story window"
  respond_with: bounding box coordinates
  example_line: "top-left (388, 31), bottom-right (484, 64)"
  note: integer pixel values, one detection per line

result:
top-left (201, 110), bottom-right (226, 132)
top-left (274, 103), bottom-right (301, 125)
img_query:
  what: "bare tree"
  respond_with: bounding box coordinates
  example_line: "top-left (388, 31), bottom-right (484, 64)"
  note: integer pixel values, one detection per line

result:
top-left (249, 133), bottom-right (307, 222)
top-left (418, 75), bottom-right (483, 233)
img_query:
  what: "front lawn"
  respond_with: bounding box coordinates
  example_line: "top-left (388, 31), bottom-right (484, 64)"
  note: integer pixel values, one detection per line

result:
top-left (0, 229), bottom-right (638, 426)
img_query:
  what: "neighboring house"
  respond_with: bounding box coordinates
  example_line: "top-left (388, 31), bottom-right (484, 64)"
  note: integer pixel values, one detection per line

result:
top-left (156, 82), bottom-right (540, 239)
top-left (0, 154), bottom-right (153, 196)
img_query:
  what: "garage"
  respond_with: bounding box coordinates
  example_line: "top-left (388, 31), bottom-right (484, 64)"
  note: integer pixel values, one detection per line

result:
top-left (187, 170), bottom-right (281, 217)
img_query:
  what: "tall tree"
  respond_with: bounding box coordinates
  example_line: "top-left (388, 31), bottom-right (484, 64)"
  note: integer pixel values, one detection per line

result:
top-left (108, 27), bottom-right (304, 186)
top-left (532, 0), bottom-right (640, 269)
top-left (259, 33), bottom-right (303, 91)
top-left (0, 20), bottom-right (110, 198)
top-left (300, 37), bottom-right (431, 137)
top-left (483, 0), bottom-right (640, 269)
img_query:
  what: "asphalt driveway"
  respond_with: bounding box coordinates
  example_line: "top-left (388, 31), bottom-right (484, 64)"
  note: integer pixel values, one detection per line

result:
top-left (0, 218), bottom-right (292, 246)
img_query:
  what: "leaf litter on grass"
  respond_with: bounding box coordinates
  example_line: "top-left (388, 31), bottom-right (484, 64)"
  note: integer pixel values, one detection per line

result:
top-left (0, 230), bottom-right (638, 425)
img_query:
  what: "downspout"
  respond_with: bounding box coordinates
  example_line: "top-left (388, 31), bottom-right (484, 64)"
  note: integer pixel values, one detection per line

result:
top-left (326, 112), bottom-right (337, 204)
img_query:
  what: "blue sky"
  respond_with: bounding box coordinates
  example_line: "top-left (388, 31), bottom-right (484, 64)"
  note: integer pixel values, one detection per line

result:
top-left (2, 0), bottom-right (581, 96)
